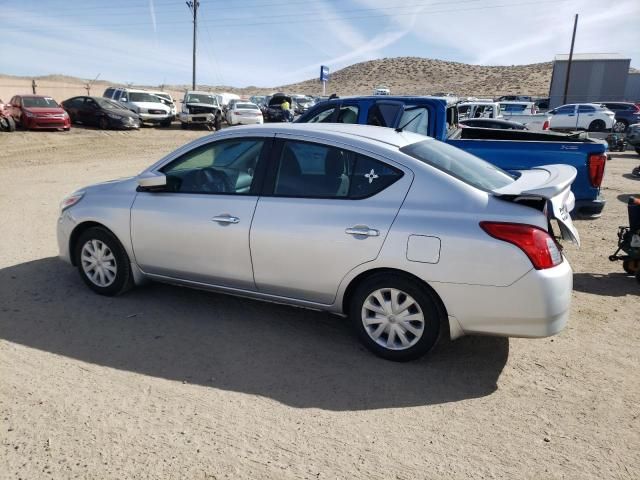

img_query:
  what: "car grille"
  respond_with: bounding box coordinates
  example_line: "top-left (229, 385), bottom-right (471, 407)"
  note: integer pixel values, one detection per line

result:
top-left (148, 109), bottom-right (165, 115)
top-left (188, 106), bottom-right (215, 114)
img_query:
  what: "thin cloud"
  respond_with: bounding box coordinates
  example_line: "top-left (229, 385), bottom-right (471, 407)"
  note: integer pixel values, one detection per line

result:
top-left (148, 0), bottom-right (157, 33)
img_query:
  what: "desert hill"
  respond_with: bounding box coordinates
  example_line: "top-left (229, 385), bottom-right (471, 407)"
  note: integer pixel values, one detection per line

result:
top-left (1, 57), bottom-right (558, 101)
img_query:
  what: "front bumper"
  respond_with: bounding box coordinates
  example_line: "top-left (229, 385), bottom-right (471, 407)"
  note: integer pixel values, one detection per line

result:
top-left (138, 112), bottom-right (170, 123)
top-left (26, 115), bottom-right (70, 129)
top-left (434, 259), bottom-right (573, 338)
top-left (113, 116), bottom-right (140, 129)
top-left (179, 112), bottom-right (216, 124)
top-left (57, 209), bottom-right (76, 264)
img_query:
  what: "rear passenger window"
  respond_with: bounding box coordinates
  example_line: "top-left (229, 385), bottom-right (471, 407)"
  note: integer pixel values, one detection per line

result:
top-left (306, 107), bottom-right (336, 123)
top-left (578, 105), bottom-right (595, 113)
top-left (367, 103), bottom-right (401, 127)
top-left (397, 107), bottom-right (429, 135)
top-left (273, 141), bottom-right (403, 199)
top-left (336, 105), bottom-right (359, 123)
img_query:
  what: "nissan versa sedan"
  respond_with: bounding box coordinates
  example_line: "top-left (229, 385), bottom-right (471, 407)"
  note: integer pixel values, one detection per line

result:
top-left (57, 124), bottom-right (579, 361)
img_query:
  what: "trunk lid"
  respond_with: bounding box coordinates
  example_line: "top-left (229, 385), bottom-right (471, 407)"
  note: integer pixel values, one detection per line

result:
top-left (493, 164), bottom-right (580, 245)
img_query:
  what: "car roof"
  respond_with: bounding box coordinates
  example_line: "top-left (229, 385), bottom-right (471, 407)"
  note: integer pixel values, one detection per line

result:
top-left (222, 123), bottom-right (431, 149)
top-left (186, 91), bottom-right (217, 95)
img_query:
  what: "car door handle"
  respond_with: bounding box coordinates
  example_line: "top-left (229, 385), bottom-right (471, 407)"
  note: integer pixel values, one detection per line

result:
top-left (346, 226), bottom-right (379, 237)
top-left (212, 215), bottom-right (239, 224)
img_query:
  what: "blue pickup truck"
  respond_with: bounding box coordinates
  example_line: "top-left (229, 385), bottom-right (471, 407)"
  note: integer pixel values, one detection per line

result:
top-left (296, 96), bottom-right (608, 217)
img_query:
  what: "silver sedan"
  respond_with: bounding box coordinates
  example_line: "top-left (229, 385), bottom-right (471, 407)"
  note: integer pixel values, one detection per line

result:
top-left (57, 124), bottom-right (578, 361)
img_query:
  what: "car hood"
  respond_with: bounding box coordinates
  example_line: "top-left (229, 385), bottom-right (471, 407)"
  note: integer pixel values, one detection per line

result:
top-left (106, 109), bottom-right (139, 118)
top-left (130, 101), bottom-right (170, 111)
top-left (25, 107), bottom-right (65, 114)
top-left (493, 164), bottom-right (580, 245)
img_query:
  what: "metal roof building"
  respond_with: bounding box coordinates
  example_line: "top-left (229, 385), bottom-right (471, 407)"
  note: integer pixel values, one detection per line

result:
top-left (548, 53), bottom-right (631, 108)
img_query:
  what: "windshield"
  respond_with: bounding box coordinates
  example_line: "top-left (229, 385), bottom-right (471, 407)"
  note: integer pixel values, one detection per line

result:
top-left (128, 92), bottom-right (161, 103)
top-left (95, 97), bottom-right (127, 110)
top-left (186, 94), bottom-right (217, 105)
top-left (22, 97), bottom-right (59, 108)
top-left (400, 140), bottom-right (514, 191)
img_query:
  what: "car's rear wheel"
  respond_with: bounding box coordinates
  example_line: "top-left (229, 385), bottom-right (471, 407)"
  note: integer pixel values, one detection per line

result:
top-left (612, 120), bottom-right (628, 133)
top-left (98, 117), bottom-right (109, 130)
top-left (623, 259), bottom-right (640, 275)
top-left (75, 227), bottom-right (133, 296)
top-left (635, 147), bottom-right (640, 156)
top-left (588, 119), bottom-right (606, 132)
top-left (349, 273), bottom-right (442, 361)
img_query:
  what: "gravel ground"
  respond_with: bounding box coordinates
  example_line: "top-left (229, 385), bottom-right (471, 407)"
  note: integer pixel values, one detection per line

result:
top-left (0, 126), bottom-right (638, 479)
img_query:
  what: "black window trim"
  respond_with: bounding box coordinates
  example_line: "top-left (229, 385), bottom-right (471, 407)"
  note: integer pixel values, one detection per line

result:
top-left (261, 137), bottom-right (405, 201)
top-left (141, 136), bottom-right (273, 196)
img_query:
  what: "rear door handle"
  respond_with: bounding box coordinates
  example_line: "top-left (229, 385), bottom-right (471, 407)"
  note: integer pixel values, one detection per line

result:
top-left (212, 215), bottom-right (239, 224)
top-left (346, 226), bottom-right (379, 237)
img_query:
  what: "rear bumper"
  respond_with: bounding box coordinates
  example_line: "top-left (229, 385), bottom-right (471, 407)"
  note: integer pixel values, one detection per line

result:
top-left (574, 197), bottom-right (606, 218)
top-left (433, 259), bottom-right (572, 338)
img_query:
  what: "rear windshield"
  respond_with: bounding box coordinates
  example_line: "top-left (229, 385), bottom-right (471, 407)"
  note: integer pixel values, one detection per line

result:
top-left (236, 103), bottom-right (258, 109)
top-left (400, 140), bottom-right (514, 191)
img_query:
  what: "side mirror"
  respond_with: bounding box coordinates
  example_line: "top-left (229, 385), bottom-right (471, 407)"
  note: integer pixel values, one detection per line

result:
top-left (121, 97), bottom-right (128, 102)
top-left (137, 173), bottom-right (167, 192)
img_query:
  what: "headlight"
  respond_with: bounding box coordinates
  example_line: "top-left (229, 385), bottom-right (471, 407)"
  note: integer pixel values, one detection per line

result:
top-left (62, 111), bottom-right (69, 118)
top-left (24, 110), bottom-right (35, 117)
top-left (60, 191), bottom-right (85, 213)
top-left (107, 113), bottom-right (123, 120)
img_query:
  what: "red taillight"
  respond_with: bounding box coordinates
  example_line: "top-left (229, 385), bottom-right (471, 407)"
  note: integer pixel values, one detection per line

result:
top-left (480, 222), bottom-right (562, 270)
top-left (233, 111), bottom-right (241, 115)
top-left (542, 120), bottom-right (549, 130)
top-left (588, 153), bottom-right (606, 187)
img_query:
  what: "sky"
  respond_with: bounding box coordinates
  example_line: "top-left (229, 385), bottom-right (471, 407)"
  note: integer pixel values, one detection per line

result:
top-left (1, 0), bottom-right (638, 87)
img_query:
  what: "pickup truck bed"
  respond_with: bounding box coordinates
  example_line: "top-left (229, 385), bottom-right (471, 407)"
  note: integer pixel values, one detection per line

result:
top-left (449, 128), bottom-right (607, 217)
top-left (296, 96), bottom-right (608, 218)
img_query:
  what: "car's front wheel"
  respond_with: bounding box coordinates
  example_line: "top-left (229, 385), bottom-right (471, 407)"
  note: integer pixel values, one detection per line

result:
top-left (349, 273), bottom-right (442, 361)
top-left (75, 227), bottom-right (133, 296)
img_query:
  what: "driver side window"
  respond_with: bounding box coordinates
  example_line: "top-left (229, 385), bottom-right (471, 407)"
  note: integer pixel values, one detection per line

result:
top-left (161, 139), bottom-right (265, 194)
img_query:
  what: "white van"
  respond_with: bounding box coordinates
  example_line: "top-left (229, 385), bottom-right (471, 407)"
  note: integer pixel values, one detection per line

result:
top-left (103, 87), bottom-right (172, 126)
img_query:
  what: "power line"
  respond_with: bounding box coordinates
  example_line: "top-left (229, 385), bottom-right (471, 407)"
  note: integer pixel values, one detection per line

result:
top-left (2, 0), bottom-right (568, 31)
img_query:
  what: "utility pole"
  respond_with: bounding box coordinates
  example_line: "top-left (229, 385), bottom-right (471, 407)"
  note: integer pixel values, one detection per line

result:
top-left (186, 1), bottom-right (199, 90)
top-left (562, 14), bottom-right (578, 105)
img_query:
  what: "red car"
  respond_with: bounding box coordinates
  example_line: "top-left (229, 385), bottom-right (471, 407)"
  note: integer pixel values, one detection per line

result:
top-left (8, 94), bottom-right (70, 131)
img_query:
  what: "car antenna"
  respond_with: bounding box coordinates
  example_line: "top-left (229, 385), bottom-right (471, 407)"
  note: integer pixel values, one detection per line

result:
top-left (395, 112), bottom-right (422, 132)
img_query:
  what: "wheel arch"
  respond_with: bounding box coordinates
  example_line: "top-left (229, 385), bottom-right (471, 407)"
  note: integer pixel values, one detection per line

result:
top-left (340, 267), bottom-right (451, 339)
top-left (68, 221), bottom-right (118, 266)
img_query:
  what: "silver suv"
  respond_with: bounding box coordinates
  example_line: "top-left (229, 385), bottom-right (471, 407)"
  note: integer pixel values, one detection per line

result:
top-left (103, 87), bottom-right (172, 127)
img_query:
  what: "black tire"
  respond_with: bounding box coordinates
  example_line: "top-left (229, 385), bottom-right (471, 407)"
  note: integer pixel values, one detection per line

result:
top-left (160, 119), bottom-right (172, 128)
top-left (74, 227), bottom-right (133, 296)
top-left (180, 122), bottom-right (188, 129)
top-left (612, 120), bottom-right (628, 133)
top-left (349, 273), bottom-right (442, 361)
top-left (98, 117), bottom-right (109, 130)
top-left (635, 147), bottom-right (640, 156)
top-left (588, 119), bottom-right (606, 132)
top-left (623, 259), bottom-right (640, 275)
top-left (0, 116), bottom-right (15, 132)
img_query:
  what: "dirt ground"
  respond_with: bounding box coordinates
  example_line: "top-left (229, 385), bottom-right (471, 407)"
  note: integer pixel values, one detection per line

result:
top-left (0, 125), bottom-right (638, 480)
